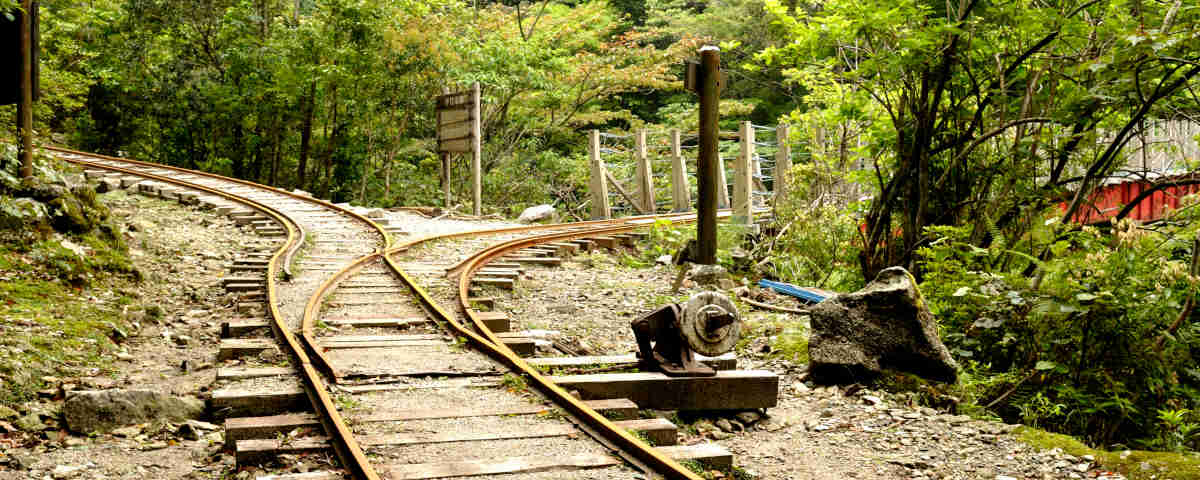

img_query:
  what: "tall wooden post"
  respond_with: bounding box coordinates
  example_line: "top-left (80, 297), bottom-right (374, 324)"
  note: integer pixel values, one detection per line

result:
top-left (588, 130), bottom-right (611, 219)
top-left (774, 123), bottom-right (792, 214)
top-left (733, 121), bottom-right (754, 224)
top-left (669, 129), bottom-right (690, 212)
top-left (18, 0), bottom-right (33, 179)
top-left (634, 129), bottom-right (654, 214)
top-left (696, 46), bottom-right (721, 265)
top-left (470, 82), bottom-right (482, 216)
top-left (440, 87), bottom-right (452, 208)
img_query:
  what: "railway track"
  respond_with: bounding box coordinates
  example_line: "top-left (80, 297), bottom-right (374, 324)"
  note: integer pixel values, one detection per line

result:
top-left (51, 146), bottom-right (775, 480)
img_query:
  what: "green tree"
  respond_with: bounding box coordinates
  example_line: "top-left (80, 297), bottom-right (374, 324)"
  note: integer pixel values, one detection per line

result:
top-left (760, 0), bottom-right (1200, 280)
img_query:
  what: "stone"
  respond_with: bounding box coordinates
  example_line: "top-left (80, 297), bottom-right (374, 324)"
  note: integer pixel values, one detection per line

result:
top-left (656, 254), bottom-right (673, 265)
top-left (62, 389), bottom-right (206, 434)
top-left (364, 208), bottom-right (387, 219)
top-left (14, 413), bottom-right (44, 432)
top-left (689, 264), bottom-right (729, 287)
top-left (808, 267), bottom-right (958, 384)
top-left (96, 178), bottom-right (121, 193)
top-left (52, 465), bottom-right (85, 479)
top-left (714, 418), bottom-right (736, 433)
top-left (517, 204), bottom-right (556, 223)
top-left (862, 395), bottom-right (883, 406)
top-left (734, 411), bottom-right (762, 426)
top-left (177, 422), bottom-right (202, 441)
top-left (172, 334), bottom-right (192, 346)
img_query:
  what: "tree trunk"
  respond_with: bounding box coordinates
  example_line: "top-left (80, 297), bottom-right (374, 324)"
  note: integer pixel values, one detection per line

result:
top-left (297, 81), bottom-right (316, 190)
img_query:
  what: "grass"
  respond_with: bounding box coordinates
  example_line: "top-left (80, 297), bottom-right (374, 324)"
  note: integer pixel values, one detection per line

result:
top-left (501, 372), bottom-right (527, 392)
top-left (735, 314), bottom-right (809, 363)
top-left (1017, 426), bottom-right (1200, 480)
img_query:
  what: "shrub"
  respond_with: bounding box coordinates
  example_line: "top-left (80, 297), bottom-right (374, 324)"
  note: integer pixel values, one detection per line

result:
top-left (918, 207), bottom-right (1200, 448)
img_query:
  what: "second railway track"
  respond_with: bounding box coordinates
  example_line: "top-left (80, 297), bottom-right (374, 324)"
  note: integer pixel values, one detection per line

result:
top-left (53, 146), bottom-right (773, 480)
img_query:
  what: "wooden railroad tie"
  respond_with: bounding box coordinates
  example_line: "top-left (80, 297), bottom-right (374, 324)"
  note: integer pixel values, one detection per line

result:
top-left (503, 256), bottom-right (561, 266)
top-left (546, 370), bottom-right (779, 410)
top-left (211, 386), bottom-right (307, 418)
top-left (219, 317), bottom-right (270, 338)
top-left (472, 277), bottom-right (514, 290)
top-left (321, 316), bottom-right (429, 329)
top-left (217, 338), bottom-right (278, 361)
top-left (224, 398), bottom-right (639, 444)
top-left (373, 445), bottom-right (731, 479)
top-left (468, 310), bottom-right (509, 332)
top-left (234, 418), bottom-right (681, 466)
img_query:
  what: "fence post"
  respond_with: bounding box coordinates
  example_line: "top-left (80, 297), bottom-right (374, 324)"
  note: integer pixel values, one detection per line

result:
top-left (733, 121), bottom-right (754, 225)
top-left (440, 87), bottom-right (453, 208)
top-left (588, 130), bottom-right (611, 219)
top-left (634, 129), bottom-right (654, 214)
top-left (774, 123), bottom-right (792, 215)
top-left (470, 82), bottom-right (482, 216)
top-left (669, 129), bottom-right (690, 212)
top-left (715, 155), bottom-right (730, 209)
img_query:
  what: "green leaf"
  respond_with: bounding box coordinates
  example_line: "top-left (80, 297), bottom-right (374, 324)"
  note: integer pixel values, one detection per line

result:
top-left (1076, 293), bottom-right (1097, 301)
top-left (1035, 361), bottom-right (1059, 371)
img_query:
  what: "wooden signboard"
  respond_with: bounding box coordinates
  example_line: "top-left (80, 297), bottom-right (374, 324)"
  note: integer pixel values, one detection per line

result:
top-left (435, 83), bottom-right (483, 215)
top-left (436, 90), bottom-right (476, 154)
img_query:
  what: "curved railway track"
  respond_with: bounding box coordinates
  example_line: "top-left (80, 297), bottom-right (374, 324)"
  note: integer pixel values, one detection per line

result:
top-left (51, 146), bottom-right (765, 480)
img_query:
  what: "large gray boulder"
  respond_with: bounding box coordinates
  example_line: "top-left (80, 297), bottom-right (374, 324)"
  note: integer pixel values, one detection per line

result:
top-left (62, 389), bottom-right (206, 434)
top-left (518, 204), bottom-right (556, 223)
top-left (809, 267), bottom-right (958, 384)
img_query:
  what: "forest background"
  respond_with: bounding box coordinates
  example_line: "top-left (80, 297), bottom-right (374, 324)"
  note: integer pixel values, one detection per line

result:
top-left (3, 0), bottom-right (1200, 456)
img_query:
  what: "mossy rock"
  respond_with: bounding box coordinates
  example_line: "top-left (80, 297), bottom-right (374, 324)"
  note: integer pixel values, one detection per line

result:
top-left (0, 197), bottom-right (50, 230)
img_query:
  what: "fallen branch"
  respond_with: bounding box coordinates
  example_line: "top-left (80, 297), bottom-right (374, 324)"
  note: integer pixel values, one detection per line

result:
top-left (741, 296), bottom-right (809, 315)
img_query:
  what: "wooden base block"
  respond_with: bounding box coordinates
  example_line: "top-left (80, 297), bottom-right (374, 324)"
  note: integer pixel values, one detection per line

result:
top-left (546, 370), bottom-right (778, 410)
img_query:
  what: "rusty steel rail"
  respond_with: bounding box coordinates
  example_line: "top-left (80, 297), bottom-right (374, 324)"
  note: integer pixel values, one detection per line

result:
top-left (52, 145), bottom-right (765, 480)
top-left (379, 213), bottom-right (738, 480)
top-left (48, 147), bottom-right (386, 480)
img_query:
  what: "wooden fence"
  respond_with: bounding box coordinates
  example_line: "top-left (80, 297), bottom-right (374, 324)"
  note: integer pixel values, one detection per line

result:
top-left (587, 122), bottom-right (795, 225)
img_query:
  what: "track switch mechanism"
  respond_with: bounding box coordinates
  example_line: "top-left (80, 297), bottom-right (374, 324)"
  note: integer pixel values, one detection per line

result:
top-left (630, 291), bottom-right (742, 377)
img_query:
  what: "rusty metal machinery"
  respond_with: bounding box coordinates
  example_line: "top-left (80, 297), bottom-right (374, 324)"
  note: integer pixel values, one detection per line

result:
top-left (631, 291), bottom-right (741, 377)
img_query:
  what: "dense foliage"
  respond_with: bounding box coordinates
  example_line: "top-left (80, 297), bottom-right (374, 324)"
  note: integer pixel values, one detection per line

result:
top-left (4, 0), bottom-right (1200, 452)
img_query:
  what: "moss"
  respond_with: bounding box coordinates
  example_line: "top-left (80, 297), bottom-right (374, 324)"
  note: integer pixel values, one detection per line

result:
top-left (1017, 426), bottom-right (1200, 480)
top-left (0, 274), bottom-right (127, 406)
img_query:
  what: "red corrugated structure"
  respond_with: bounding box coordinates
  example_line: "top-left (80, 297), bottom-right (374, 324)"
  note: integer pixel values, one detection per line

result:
top-left (1063, 174), bottom-right (1200, 224)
